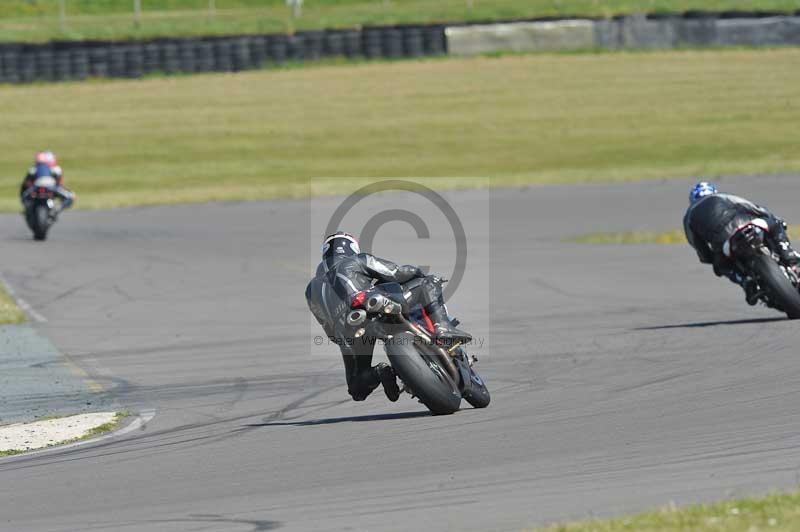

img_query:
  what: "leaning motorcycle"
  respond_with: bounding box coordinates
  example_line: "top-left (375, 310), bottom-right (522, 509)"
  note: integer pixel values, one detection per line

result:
top-left (346, 279), bottom-right (490, 415)
top-left (22, 176), bottom-right (60, 241)
top-left (725, 218), bottom-right (800, 319)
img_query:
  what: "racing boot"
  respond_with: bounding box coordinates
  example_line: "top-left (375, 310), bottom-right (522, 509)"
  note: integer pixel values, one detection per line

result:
top-left (742, 277), bottom-right (760, 306)
top-left (770, 220), bottom-right (800, 270)
top-left (426, 302), bottom-right (472, 346)
top-left (375, 363), bottom-right (400, 402)
top-left (719, 262), bottom-right (760, 306)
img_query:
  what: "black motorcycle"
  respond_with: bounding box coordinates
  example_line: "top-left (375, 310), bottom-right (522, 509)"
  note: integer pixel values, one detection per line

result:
top-left (726, 218), bottom-right (800, 318)
top-left (22, 176), bottom-right (61, 241)
top-left (346, 279), bottom-right (490, 415)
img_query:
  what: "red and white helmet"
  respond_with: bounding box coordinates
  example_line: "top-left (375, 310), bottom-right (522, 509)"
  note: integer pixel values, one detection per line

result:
top-left (35, 151), bottom-right (58, 168)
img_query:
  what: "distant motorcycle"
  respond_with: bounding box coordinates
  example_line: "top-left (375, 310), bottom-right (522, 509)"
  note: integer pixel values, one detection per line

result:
top-left (725, 218), bottom-right (800, 318)
top-left (22, 176), bottom-right (61, 241)
top-left (346, 278), bottom-right (490, 415)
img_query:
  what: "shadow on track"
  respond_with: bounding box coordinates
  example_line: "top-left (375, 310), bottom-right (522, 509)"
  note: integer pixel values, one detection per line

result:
top-left (635, 317), bottom-right (787, 330)
top-left (246, 410), bottom-right (430, 427)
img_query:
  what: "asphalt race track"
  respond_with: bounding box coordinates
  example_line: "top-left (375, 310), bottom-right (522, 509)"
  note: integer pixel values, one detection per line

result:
top-left (2, 175), bottom-right (800, 531)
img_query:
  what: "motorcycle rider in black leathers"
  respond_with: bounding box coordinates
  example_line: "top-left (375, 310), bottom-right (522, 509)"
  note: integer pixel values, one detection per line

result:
top-left (305, 231), bottom-right (471, 402)
top-left (684, 182), bottom-right (800, 305)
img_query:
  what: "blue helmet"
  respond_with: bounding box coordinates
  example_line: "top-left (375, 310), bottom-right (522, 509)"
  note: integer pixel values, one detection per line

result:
top-left (689, 182), bottom-right (717, 204)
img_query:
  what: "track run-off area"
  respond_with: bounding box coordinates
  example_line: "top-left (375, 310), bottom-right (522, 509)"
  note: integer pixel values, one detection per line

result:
top-left (1, 174), bottom-right (800, 531)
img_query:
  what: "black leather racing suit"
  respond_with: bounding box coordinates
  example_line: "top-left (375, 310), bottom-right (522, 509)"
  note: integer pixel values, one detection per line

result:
top-left (683, 193), bottom-right (798, 282)
top-left (305, 253), bottom-right (446, 401)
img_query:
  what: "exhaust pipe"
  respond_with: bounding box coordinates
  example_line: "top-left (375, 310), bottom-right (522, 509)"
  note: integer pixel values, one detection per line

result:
top-left (347, 309), bottom-right (367, 326)
top-left (365, 294), bottom-right (387, 313)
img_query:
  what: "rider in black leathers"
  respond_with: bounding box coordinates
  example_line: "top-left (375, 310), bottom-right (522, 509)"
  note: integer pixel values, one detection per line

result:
top-left (684, 182), bottom-right (800, 304)
top-left (305, 231), bottom-right (471, 402)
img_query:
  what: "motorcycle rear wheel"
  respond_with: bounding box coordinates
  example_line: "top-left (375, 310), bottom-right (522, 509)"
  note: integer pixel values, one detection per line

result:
top-left (752, 254), bottom-right (800, 319)
top-left (32, 205), bottom-right (49, 241)
top-left (386, 332), bottom-right (461, 415)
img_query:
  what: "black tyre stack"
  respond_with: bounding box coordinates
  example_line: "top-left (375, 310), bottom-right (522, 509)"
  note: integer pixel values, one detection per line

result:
top-left (1, 21), bottom-right (454, 83)
top-left (382, 27), bottom-right (404, 58)
top-left (108, 46), bottom-right (127, 78)
top-left (232, 37), bottom-right (251, 71)
top-left (191, 41), bottom-right (211, 72)
top-left (160, 42), bottom-right (179, 74)
top-left (342, 30), bottom-right (362, 58)
top-left (35, 48), bottom-right (55, 81)
top-left (89, 47), bottom-right (109, 78)
top-left (143, 43), bottom-right (161, 74)
top-left (126, 44), bottom-right (144, 78)
top-left (302, 31), bottom-right (325, 61)
top-left (287, 34), bottom-right (305, 60)
top-left (250, 36), bottom-right (268, 68)
top-left (18, 49), bottom-right (36, 84)
top-left (71, 48), bottom-right (90, 80)
top-left (402, 26), bottom-right (425, 57)
top-left (53, 49), bottom-right (72, 81)
top-left (362, 28), bottom-right (383, 59)
top-left (423, 25), bottom-right (447, 55)
top-left (178, 40), bottom-right (197, 73)
top-left (268, 34), bottom-right (289, 64)
top-left (1, 45), bottom-right (21, 83)
top-left (324, 31), bottom-right (345, 57)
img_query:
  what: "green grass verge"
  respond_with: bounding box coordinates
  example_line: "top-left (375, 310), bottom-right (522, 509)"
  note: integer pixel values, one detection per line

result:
top-left (1, 48), bottom-right (799, 212)
top-left (0, 449), bottom-right (24, 457)
top-left (570, 226), bottom-right (800, 244)
top-left (80, 411), bottom-right (130, 439)
top-left (0, 282), bottom-right (26, 325)
top-left (0, 411), bottom-right (130, 457)
top-left (537, 490), bottom-right (800, 531)
top-left (1, 1), bottom-right (799, 42)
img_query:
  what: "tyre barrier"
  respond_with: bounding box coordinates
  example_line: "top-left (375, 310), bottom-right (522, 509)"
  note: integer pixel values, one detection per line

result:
top-left (3, 14), bottom-right (797, 84)
top-left (362, 28), bottom-right (383, 59)
top-left (268, 34), bottom-right (289, 63)
top-left (302, 31), bottom-right (325, 60)
top-left (126, 45), bottom-right (144, 78)
top-left (160, 42), bottom-right (179, 74)
top-left (287, 34), bottom-right (305, 60)
top-left (0, 50), bottom-right (18, 83)
top-left (143, 43), bottom-right (161, 74)
top-left (72, 49), bottom-right (89, 80)
top-left (35, 49), bottom-right (55, 81)
top-left (19, 51), bottom-right (36, 83)
top-left (402, 27), bottom-right (425, 57)
top-left (423, 25), bottom-right (448, 55)
top-left (343, 30), bottom-right (362, 58)
top-left (89, 47), bottom-right (109, 78)
top-left (213, 39), bottom-right (233, 72)
top-left (250, 36), bottom-right (268, 68)
top-left (54, 50), bottom-right (72, 81)
top-left (382, 28), bottom-right (404, 58)
top-left (178, 41), bottom-right (197, 73)
top-left (232, 38), bottom-right (251, 71)
top-left (324, 31), bottom-right (345, 57)
top-left (108, 46), bottom-right (127, 78)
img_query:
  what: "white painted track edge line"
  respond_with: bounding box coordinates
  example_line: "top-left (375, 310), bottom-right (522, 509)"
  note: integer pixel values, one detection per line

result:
top-left (0, 409), bottom-right (156, 462)
top-left (0, 273), bottom-right (48, 323)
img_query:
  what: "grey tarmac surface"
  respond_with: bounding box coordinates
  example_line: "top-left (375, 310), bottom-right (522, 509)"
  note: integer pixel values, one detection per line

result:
top-left (0, 324), bottom-right (109, 424)
top-left (1, 174), bottom-right (800, 531)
